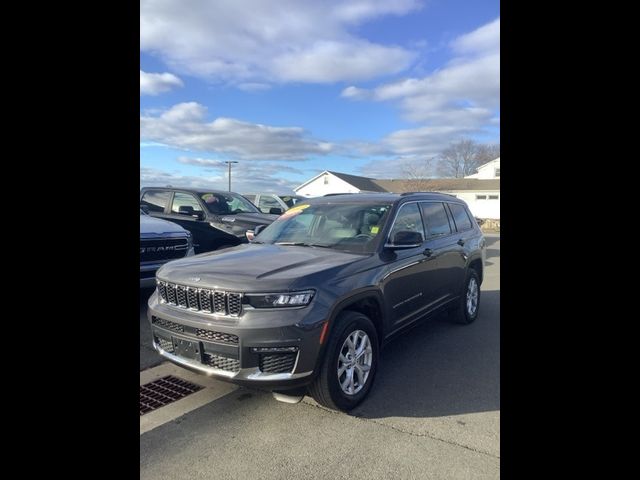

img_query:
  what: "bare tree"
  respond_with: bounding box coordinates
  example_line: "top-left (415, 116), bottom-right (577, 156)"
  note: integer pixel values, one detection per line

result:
top-left (401, 157), bottom-right (437, 191)
top-left (436, 139), bottom-right (500, 178)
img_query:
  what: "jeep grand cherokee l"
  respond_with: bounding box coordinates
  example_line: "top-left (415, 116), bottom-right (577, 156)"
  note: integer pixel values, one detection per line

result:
top-left (148, 192), bottom-right (486, 411)
top-left (140, 187), bottom-right (278, 254)
top-left (140, 209), bottom-right (194, 288)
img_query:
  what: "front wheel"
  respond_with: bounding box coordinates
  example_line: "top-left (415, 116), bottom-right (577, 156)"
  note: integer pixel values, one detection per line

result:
top-left (308, 311), bottom-right (379, 411)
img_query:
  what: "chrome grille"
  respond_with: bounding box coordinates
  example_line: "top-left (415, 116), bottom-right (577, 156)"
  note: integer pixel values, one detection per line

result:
top-left (199, 289), bottom-right (212, 312)
top-left (195, 329), bottom-right (239, 345)
top-left (158, 282), bottom-right (168, 302)
top-left (213, 292), bottom-right (226, 314)
top-left (166, 283), bottom-right (177, 304)
top-left (157, 281), bottom-right (242, 316)
top-left (228, 293), bottom-right (242, 316)
top-left (204, 353), bottom-right (240, 372)
top-left (186, 287), bottom-right (199, 309)
top-left (176, 285), bottom-right (187, 307)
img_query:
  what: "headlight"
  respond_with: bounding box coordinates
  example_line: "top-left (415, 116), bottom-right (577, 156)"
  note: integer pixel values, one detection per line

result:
top-left (244, 290), bottom-right (315, 308)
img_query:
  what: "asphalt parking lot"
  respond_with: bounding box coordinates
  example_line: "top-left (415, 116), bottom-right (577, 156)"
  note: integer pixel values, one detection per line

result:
top-left (139, 235), bottom-right (500, 479)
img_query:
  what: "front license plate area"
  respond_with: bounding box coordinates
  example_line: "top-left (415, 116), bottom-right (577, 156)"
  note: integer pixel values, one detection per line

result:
top-left (173, 337), bottom-right (203, 362)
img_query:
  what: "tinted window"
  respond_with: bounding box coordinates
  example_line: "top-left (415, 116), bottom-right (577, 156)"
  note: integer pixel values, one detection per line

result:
top-left (449, 203), bottom-right (472, 231)
top-left (389, 203), bottom-right (425, 243)
top-left (200, 192), bottom-right (259, 214)
top-left (258, 195), bottom-right (282, 213)
top-left (279, 195), bottom-right (303, 208)
top-left (420, 202), bottom-right (452, 238)
top-left (171, 192), bottom-right (203, 214)
top-left (141, 190), bottom-right (171, 213)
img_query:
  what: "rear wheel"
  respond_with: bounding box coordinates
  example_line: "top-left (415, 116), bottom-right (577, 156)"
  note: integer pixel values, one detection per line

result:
top-left (451, 268), bottom-right (481, 324)
top-left (308, 311), bottom-right (379, 411)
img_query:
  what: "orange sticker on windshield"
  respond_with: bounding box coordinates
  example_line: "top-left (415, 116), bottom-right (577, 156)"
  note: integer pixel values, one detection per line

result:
top-left (281, 204), bottom-right (310, 218)
top-left (370, 226), bottom-right (379, 234)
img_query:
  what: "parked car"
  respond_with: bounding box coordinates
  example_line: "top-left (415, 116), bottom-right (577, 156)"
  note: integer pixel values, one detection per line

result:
top-left (140, 209), bottom-right (194, 288)
top-left (147, 192), bottom-right (486, 411)
top-left (243, 193), bottom-right (306, 214)
top-left (140, 187), bottom-right (278, 254)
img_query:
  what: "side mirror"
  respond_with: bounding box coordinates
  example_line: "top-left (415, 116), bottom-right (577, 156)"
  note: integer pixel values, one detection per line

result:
top-left (386, 230), bottom-right (423, 249)
top-left (246, 224), bottom-right (267, 242)
top-left (140, 205), bottom-right (150, 214)
top-left (269, 207), bottom-right (283, 215)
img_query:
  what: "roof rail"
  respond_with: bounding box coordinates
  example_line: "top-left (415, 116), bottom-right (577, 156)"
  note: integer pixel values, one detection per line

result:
top-left (323, 192), bottom-right (354, 196)
top-left (400, 191), bottom-right (457, 197)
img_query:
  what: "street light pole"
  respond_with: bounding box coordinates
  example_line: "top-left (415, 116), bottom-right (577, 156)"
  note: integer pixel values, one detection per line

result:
top-left (224, 161), bottom-right (239, 191)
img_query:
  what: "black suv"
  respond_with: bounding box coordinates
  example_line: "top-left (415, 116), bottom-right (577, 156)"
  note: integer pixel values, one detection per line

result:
top-left (140, 187), bottom-right (278, 253)
top-left (147, 193), bottom-right (486, 411)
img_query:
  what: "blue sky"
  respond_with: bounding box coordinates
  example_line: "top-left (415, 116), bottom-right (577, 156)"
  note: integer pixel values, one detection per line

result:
top-left (140, 0), bottom-right (500, 194)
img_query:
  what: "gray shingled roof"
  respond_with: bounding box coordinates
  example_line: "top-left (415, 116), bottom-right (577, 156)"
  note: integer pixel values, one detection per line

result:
top-left (327, 171), bottom-right (388, 192)
top-left (372, 178), bottom-right (500, 193)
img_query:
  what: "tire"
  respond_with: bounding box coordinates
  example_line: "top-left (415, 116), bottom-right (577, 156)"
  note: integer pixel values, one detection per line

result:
top-left (451, 268), bottom-right (481, 324)
top-left (308, 311), bottom-right (379, 412)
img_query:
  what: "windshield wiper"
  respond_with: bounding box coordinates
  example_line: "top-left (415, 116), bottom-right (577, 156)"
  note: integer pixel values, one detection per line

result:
top-left (274, 242), bottom-right (332, 248)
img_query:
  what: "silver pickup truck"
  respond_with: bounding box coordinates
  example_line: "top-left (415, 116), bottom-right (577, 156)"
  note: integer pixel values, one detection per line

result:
top-left (140, 209), bottom-right (194, 288)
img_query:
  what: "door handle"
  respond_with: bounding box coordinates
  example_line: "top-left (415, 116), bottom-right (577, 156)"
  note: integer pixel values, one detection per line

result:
top-left (457, 239), bottom-right (465, 246)
top-left (423, 248), bottom-right (433, 257)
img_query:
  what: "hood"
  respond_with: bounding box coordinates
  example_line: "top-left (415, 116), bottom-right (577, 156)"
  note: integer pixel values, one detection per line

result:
top-left (156, 243), bottom-right (366, 291)
top-left (140, 215), bottom-right (188, 236)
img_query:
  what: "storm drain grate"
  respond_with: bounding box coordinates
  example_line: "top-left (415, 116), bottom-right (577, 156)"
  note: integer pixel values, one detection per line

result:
top-left (140, 375), bottom-right (204, 416)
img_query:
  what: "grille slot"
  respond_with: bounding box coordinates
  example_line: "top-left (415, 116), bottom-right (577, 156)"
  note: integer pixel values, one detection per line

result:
top-left (186, 287), bottom-right (199, 309)
top-left (157, 281), bottom-right (242, 316)
top-left (204, 353), bottom-right (240, 372)
top-left (228, 293), bottom-right (242, 316)
top-left (152, 316), bottom-right (184, 333)
top-left (199, 289), bottom-right (212, 312)
top-left (140, 237), bottom-right (190, 263)
top-left (259, 353), bottom-right (297, 374)
top-left (176, 285), bottom-right (188, 307)
top-left (158, 282), bottom-right (168, 302)
top-left (213, 292), bottom-right (226, 314)
top-left (195, 329), bottom-right (239, 345)
top-left (166, 283), bottom-right (177, 304)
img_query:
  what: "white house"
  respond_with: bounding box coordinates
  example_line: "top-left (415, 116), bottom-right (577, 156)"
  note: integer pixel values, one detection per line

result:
top-left (465, 157), bottom-right (500, 179)
top-left (294, 168), bottom-right (500, 220)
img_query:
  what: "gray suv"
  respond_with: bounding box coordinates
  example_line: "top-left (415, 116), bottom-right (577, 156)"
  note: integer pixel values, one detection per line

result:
top-left (148, 192), bottom-right (486, 411)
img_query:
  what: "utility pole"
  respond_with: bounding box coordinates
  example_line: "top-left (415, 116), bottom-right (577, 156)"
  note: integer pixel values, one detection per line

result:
top-left (224, 161), bottom-right (238, 191)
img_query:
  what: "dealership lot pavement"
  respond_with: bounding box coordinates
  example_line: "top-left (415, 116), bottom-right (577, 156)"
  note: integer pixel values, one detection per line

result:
top-left (140, 235), bottom-right (500, 479)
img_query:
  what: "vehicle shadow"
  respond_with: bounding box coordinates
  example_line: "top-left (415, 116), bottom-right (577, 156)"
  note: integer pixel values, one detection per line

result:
top-left (351, 289), bottom-right (500, 419)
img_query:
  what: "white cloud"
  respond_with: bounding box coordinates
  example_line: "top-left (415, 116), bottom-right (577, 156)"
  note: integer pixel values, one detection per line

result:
top-left (140, 102), bottom-right (333, 161)
top-left (140, 165), bottom-right (301, 194)
top-left (341, 17), bottom-right (500, 157)
top-left (140, 0), bottom-right (420, 84)
top-left (237, 82), bottom-right (271, 92)
top-left (140, 70), bottom-right (184, 95)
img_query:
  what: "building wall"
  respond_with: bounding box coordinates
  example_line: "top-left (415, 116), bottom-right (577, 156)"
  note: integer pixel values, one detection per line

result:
top-left (451, 191), bottom-right (500, 219)
top-left (295, 172), bottom-right (361, 197)
top-left (467, 158), bottom-right (500, 179)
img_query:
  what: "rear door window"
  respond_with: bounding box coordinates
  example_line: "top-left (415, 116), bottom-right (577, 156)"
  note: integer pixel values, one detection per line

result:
top-left (141, 190), bottom-right (171, 213)
top-left (448, 203), bottom-right (473, 232)
top-left (171, 192), bottom-right (204, 214)
top-left (258, 195), bottom-right (282, 213)
top-left (419, 202), bottom-right (452, 238)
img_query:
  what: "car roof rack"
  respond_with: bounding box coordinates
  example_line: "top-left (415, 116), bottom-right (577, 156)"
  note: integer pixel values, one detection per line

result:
top-left (323, 193), bottom-right (354, 196)
top-left (400, 191), bottom-right (457, 197)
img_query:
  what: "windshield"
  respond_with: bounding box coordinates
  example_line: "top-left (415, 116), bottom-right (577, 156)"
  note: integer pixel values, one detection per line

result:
top-left (279, 195), bottom-right (305, 208)
top-left (199, 192), bottom-right (260, 215)
top-left (140, 209), bottom-right (146, 215)
top-left (255, 202), bottom-right (392, 253)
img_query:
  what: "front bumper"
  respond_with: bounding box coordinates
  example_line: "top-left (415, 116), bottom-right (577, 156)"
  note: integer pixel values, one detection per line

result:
top-left (147, 290), bottom-right (325, 389)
